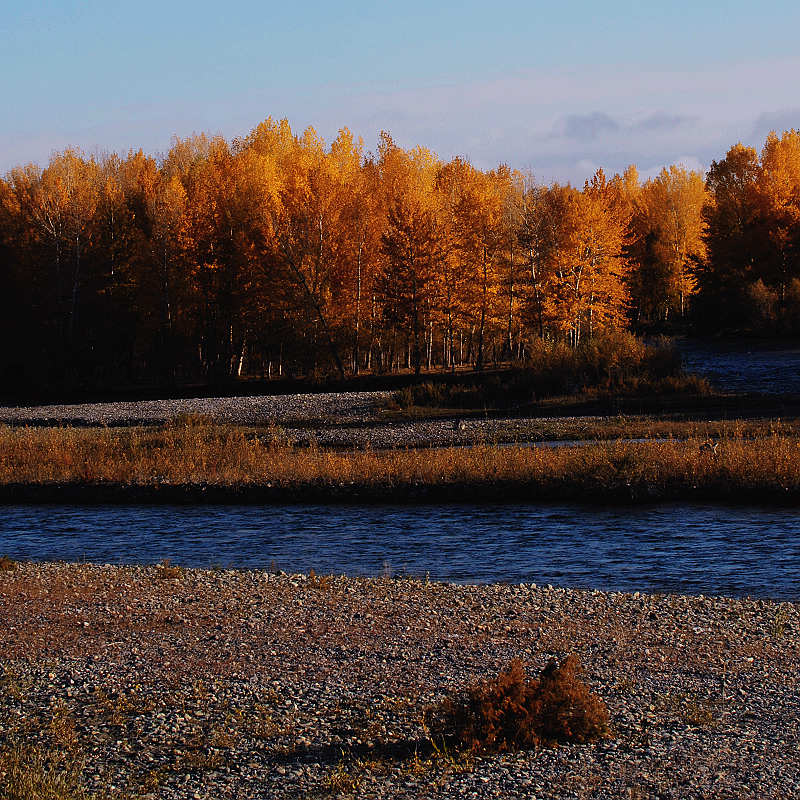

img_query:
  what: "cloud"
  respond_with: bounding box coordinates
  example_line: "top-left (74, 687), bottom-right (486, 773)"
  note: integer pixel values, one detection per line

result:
top-left (639, 155), bottom-right (706, 182)
top-left (750, 109), bottom-right (800, 142)
top-left (5, 56), bottom-right (800, 187)
top-left (552, 111), bottom-right (694, 142)
top-left (560, 112), bottom-right (620, 141)
top-left (632, 112), bottom-right (695, 133)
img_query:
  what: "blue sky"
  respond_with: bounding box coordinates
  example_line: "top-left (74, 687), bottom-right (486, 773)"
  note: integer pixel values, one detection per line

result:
top-left (2, 0), bottom-right (800, 182)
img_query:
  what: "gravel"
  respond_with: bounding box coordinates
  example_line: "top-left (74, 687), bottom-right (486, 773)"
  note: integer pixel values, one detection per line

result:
top-left (0, 391), bottom-right (390, 428)
top-left (1, 562), bottom-right (798, 799)
top-left (0, 390), bottom-right (637, 450)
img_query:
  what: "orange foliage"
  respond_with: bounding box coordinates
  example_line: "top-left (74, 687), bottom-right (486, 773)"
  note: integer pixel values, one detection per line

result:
top-left (4, 120), bottom-right (800, 388)
top-left (429, 656), bottom-right (609, 753)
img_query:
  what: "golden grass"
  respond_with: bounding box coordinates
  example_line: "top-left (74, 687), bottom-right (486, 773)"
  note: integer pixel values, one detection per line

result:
top-left (1, 421), bottom-right (800, 500)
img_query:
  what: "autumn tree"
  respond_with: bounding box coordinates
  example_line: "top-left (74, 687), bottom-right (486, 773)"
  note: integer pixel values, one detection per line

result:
top-left (754, 130), bottom-right (800, 302)
top-left (629, 165), bottom-right (706, 321)
top-left (446, 161), bottom-right (504, 369)
top-left (378, 142), bottom-right (442, 374)
top-left (435, 157), bottom-right (482, 369)
top-left (494, 165), bottom-right (525, 359)
top-left (696, 143), bottom-right (761, 329)
top-left (540, 171), bottom-right (631, 344)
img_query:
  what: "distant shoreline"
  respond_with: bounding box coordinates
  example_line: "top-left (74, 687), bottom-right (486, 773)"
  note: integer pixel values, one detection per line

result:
top-left (2, 477), bottom-right (800, 506)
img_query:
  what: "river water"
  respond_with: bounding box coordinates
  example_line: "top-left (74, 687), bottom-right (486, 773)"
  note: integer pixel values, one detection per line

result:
top-left (2, 503), bottom-right (798, 599)
top-left (3, 342), bottom-right (800, 598)
top-left (679, 338), bottom-right (800, 394)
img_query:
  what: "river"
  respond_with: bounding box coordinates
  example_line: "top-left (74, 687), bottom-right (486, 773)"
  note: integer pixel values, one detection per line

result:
top-left (679, 338), bottom-right (800, 394)
top-left (2, 503), bottom-right (798, 599)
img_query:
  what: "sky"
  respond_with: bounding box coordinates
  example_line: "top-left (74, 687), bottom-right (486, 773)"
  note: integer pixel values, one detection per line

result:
top-left (2, 0), bottom-right (800, 184)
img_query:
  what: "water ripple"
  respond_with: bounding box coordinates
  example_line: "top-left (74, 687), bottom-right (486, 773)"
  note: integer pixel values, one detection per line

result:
top-left (1, 504), bottom-right (799, 599)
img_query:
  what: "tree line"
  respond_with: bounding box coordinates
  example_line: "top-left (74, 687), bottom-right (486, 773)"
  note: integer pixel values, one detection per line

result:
top-left (1, 120), bottom-right (799, 391)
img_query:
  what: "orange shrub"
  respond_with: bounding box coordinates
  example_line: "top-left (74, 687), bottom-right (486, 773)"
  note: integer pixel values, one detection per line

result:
top-left (429, 655), bottom-right (609, 753)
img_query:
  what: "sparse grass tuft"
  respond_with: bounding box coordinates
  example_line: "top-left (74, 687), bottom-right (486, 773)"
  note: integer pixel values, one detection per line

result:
top-left (325, 756), bottom-right (365, 796)
top-left (155, 558), bottom-right (182, 579)
top-left (308, 568), bottom-right (334, 591)
top-left (428, 655), bottom-right (609, 753)
top-left (0, 741), bottom-right (111, 800)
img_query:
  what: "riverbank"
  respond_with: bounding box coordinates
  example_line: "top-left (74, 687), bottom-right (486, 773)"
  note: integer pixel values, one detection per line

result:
top-left (3, 423), bottom-right (800, 505)
top-left (0, 563), bottom-right (797, 799)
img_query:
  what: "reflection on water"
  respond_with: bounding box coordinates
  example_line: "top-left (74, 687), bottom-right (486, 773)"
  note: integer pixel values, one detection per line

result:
top-left (1, 504), bottom-right (799, 599)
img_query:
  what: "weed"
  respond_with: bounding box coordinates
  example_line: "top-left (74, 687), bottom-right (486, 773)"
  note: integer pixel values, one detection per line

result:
top-left (308, 569), bottom-right (334, 591)
top-left (4, 421), bottom-right (800, 502)
top-left (770, 607), bottom-right (789, 638)
top-left (0, 555), bottom-right (16, 571)
top-left (249, 704), bottom-right (278, 740)
top-left (48, 701), bottom-right (79, 752)
top-left (0, 740), bottom-right (115, 800)
top-left (1, 666), bottom-right (32, 702)
top-left (155, 558), bottom-right (182, 579)
top-left (654, 691), bottom-right (718, 728)
top-left (166, 412), bottom-right (214, 429)
top-left (428, 655), bottom-right (609, 753)
top-left (325, 755), bottom-right (364, 796)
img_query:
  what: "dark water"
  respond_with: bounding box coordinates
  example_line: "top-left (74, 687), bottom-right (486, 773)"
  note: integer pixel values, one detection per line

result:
top-left (2, 504), bottom-right (799, 599)
top-left (679, 339), bottom-right (800, 394)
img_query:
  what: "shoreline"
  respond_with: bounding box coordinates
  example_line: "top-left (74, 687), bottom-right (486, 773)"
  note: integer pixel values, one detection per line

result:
top-left (2, 474), bottom-right (800, 506)
top-left (1, 562), bottom-right (798, 799)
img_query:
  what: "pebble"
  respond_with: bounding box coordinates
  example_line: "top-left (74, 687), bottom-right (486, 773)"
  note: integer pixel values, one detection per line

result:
top-left (1, 562), bottom-right (798, 798)
top-left (0, 390), bottom-right (660, 450)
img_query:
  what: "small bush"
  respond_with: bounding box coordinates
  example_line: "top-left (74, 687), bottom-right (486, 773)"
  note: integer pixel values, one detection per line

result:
top-left (429, 655), bottom-right (609, 753)
top-left (0, 555), bottom-right (16, 571)
top-left (155, 558), bottom-right (182, 579)
top-left (391, 333), bottom-right (693, 411)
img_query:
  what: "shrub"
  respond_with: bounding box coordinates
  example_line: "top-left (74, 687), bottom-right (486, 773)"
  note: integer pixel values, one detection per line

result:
top-left (429, 655), bottom-right (609, 753)
top-left (391, 333), bottom-right (691, 411)
top-left (0, 555), bottom-right (16, 571)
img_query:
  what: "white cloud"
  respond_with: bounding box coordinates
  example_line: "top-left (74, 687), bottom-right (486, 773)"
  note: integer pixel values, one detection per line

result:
top-left (4, 56), bottom-right (800, 185)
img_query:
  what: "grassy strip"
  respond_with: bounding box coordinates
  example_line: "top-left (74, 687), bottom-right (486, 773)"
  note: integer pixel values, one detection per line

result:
top-left (2, 422), bottom-right (800, 503)
top-left (380, 390), bottom-right (800, 425)
top-left (386, 416), bottom-right (800, 444)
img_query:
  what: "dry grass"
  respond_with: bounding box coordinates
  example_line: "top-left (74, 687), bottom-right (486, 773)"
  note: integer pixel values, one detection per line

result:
top-left (2, 421), bottom-right (800, 501)
top-left (495, 416), bottom-right (800, 444)
top-left (428, 656), bottom-right (609, 753)
top-left (0, 743), bottom-right (91, 800)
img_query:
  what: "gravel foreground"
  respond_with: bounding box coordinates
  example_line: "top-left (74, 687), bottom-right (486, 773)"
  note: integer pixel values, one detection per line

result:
top-left (1, 563), bottom-right (798, 799)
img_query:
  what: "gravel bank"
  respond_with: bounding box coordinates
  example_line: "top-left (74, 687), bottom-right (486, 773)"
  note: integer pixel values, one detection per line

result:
top-left (1, 562), bottom-right (797, 799)
top-left (0, 391), bottom-right (390, 428)
top-left (0, 390), bottom-right (659, 450)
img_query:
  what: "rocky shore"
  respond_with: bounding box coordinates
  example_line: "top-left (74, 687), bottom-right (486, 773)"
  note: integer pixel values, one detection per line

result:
top-left (0, 389), bottom-right (622, 451)
top-left (1, 562), bottom-right (797, 799)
